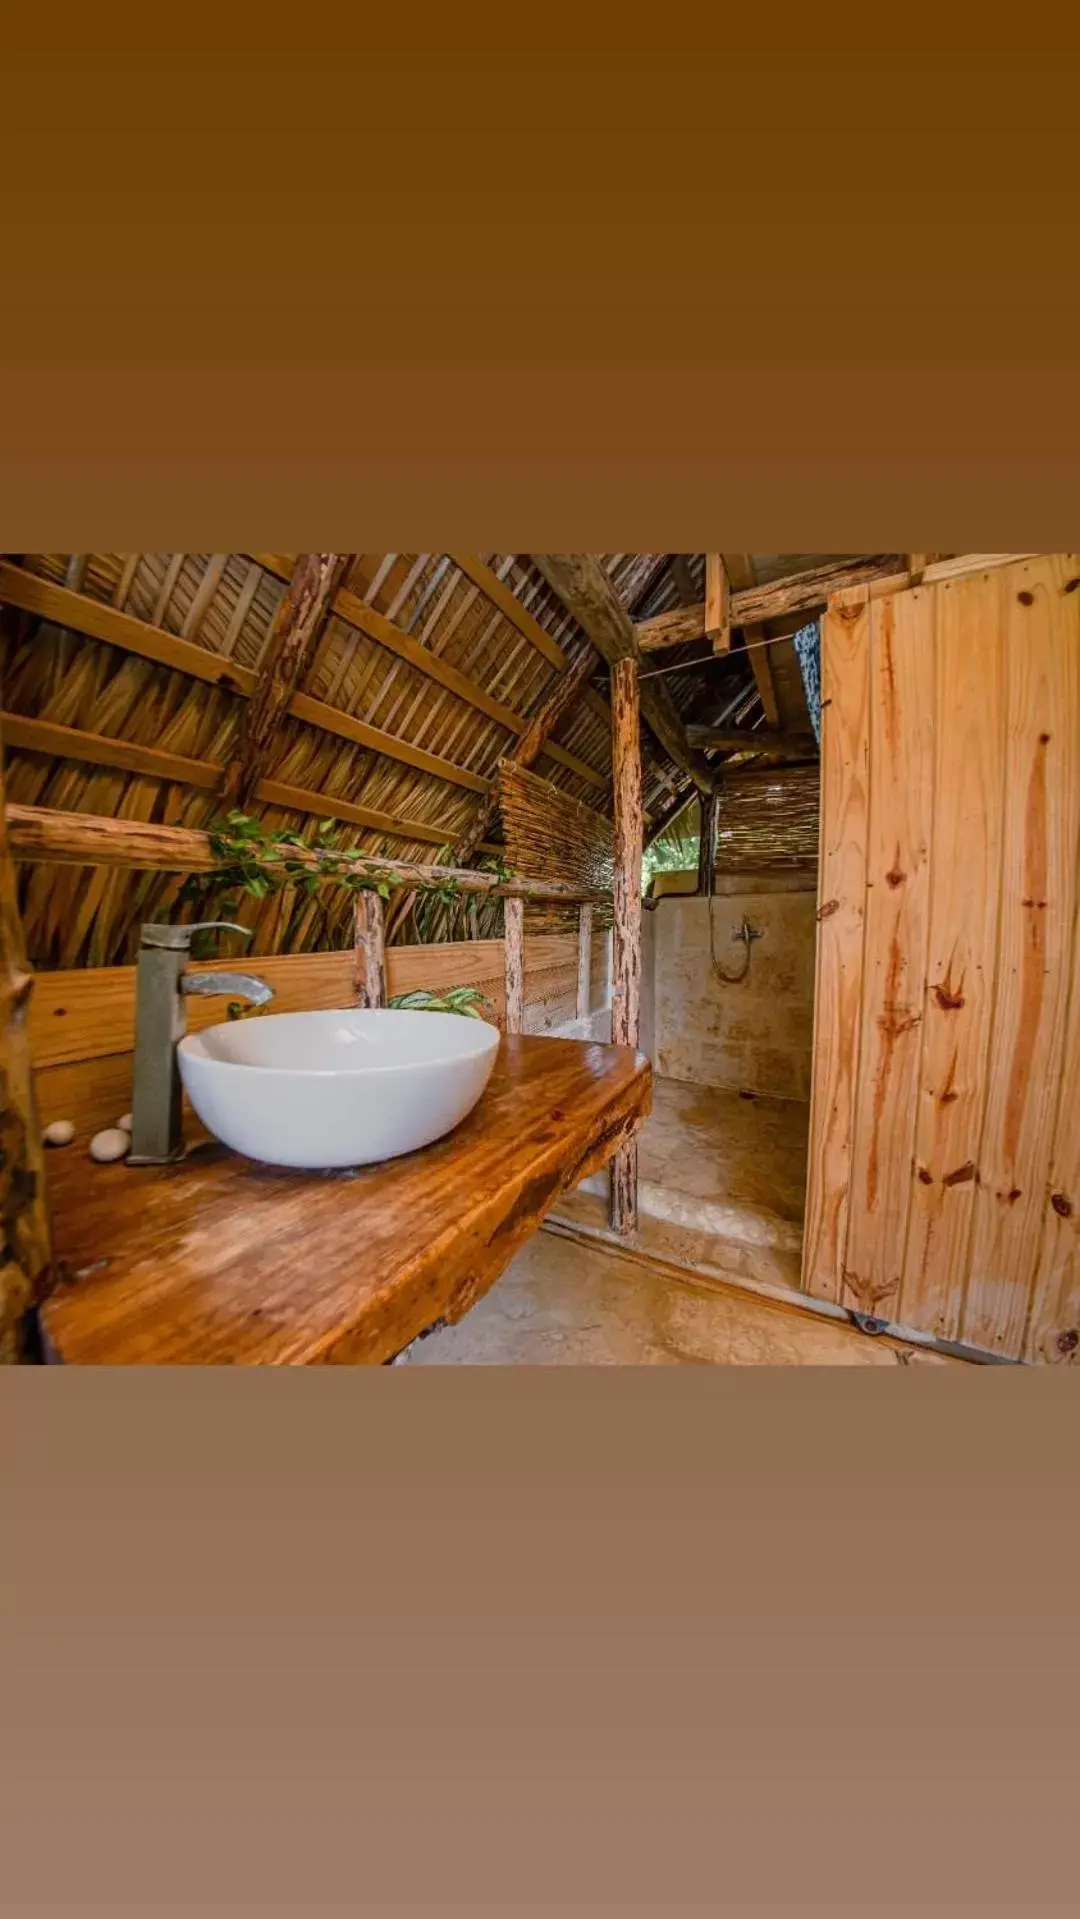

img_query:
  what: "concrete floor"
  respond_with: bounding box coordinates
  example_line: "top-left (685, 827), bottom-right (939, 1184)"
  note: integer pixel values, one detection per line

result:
top-left (409, 1078), bottom-right (951, 1366)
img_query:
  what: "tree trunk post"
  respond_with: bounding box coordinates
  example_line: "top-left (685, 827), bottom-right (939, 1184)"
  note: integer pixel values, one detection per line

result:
top-left (354, 889), bottom-right (387, 1008)
top-left (609, 656), bottom-right (643, 1233)
top-left (504, 896), bottom-right (525, 1034)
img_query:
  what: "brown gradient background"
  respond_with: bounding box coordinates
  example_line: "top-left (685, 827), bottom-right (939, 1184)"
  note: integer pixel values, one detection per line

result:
top-left (2, 11), bottom-right (1079, 1912)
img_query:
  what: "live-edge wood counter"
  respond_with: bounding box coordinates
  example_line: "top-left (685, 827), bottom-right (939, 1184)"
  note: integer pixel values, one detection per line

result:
top-left (39, 1035), bottom-right (651, 1365)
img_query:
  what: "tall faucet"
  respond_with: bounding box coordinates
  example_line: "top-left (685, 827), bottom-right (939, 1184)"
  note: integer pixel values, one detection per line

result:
top-left (128, 921), bottom-right (275, 1165)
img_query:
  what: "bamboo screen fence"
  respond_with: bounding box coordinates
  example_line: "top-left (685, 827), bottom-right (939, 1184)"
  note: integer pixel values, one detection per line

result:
top-left (496, 762), bottom-right (614, 934)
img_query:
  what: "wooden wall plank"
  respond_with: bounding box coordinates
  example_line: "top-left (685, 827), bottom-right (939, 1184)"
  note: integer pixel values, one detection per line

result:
top-left (30, 934), bottom-right (593, 1147)
top-left (802, 587), bottom-right (871, 1302)
top-left (28, 936), bottom-right (584, 1069)
top-left (898, 570), bottom-right (1007, 1339)
top-left (842, 584), bottom-right (935, 1316)
top-left (1025, 899), bottom-right (1080, 1363)
top-left (961, 556), bottom-right (1080, 1357)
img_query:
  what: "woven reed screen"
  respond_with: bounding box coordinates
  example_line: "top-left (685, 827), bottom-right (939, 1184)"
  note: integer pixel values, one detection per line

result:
top-left (496, 762), bottom-right (614, 934)
top-left (714, 762), bottom-right (820, 873)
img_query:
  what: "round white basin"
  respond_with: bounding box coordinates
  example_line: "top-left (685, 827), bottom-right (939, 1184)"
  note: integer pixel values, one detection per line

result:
top-left (177, 1007), bottom-right (501, 1169)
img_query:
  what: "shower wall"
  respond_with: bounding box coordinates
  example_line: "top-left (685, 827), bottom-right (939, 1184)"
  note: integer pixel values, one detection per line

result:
top-left (648, 872), bottom-right (818, 1100)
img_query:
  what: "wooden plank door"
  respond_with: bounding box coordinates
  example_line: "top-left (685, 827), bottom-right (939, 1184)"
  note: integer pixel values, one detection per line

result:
top-left (803, 555), bottom-right (1080, 1360)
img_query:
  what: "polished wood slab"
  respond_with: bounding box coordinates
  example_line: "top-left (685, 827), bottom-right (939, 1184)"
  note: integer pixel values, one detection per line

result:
top-left (39, 1035), bottom-right (651, 1366)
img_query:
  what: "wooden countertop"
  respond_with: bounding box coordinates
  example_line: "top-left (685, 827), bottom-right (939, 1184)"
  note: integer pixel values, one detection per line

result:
top-left (39, 1035), bottom-right (651, 1365)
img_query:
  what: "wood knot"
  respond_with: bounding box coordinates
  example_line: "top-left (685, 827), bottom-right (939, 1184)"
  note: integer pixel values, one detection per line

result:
top-left (933, 983), bottom-right (965, 1011)
top-left (942, 1160), bottom-right (977, 1188)
top-left (1038, 733), bottom-right (1050, 746)
top-left (1017, 590), bottom-right (1035, 605)
top-left (1050, 1191), bottom-right (1073, 1218)
top-left (1058, 1329), bottom-right (1079, 1354)
top-left (916, 1166), bottom-right (934, 1185)
top-left (816, 898), bottom-right (840, 921)
top-left (1064, 577), bottom-right (1079, 594)
top-left (884, 866), bottom-right (905, 889)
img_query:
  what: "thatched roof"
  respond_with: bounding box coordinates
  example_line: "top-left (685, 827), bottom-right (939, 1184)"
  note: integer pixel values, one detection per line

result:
top-left (0, 550), bottom-right (850, 967)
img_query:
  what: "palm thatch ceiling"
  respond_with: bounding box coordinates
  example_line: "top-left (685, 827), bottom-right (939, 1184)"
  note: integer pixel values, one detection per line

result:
top-left (0, 550), bottom-right (862, 966)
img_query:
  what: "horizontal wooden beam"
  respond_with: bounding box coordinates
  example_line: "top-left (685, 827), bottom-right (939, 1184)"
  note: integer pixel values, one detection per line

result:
top-left (0, 561), bottom-right (258, 693)
top-left (634, 556), bottom-right (906, 651)
top-left (251, 780), bottom-right (454, 847)
top-left (0, 712), bottom-right (222, 790)
top-left (4, 803), bottom-right (609, 903)
top-left (251, 553), bottom-right (531, 736)
top-left (0, 712), bottom-right (466, 848)
top-left (286, 689), bottom-right (488, 792)
top-left (447, 553), bottom-right (569, 672)
top-left (686, 725), bottom-right (819, 754)
top-left (0, 565), bottom-right (489, 796)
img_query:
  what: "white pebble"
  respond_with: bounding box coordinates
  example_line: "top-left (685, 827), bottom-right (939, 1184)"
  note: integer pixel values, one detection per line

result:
top-left (89, 1127), bottom-right (131, 1164)
top-left (117, 1113), bottom-right (133, 1132)
top-left (43, 1119), bottom-right (76, 1148)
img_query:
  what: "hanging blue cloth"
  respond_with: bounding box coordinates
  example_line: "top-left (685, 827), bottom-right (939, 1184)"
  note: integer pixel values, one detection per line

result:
top-left (793, 620), bottom-right (821, 742)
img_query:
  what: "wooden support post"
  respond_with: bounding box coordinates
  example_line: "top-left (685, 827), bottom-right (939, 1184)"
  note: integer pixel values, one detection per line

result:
top-left (705, 554), bottom-right (731, 652)
top-left (0, 748), bottom-right (51, 1361)
top-left (504, 897), bottom-right (525, 1034)
top-left (354, 889), bottom-right (387, 1008)
top-left (576, 903), bottom-right (593, 1022)
top-left (223, 552), bottom-right (351, 807)
top-left (609, 656), bottom-right (643, 1234)
top-left (697, 787), bottom-right (718, 898)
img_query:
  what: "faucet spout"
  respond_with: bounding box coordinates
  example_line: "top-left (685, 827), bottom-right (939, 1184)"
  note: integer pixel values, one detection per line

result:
top-left (129, 919), bottom-right (273, 1166)
top-left (183, 971), bottom-right (276, 1008)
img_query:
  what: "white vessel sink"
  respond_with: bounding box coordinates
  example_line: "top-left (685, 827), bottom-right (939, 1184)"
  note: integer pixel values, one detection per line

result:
top-left (177, 1007), bottom-right (501, 1169)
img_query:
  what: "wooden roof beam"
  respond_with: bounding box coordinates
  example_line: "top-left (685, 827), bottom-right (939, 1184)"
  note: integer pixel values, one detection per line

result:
top-left (224, 553), bottom-right (351, 808)
top-left (530, 555), bottom-right (715, 796)
top-left (722, 553), bottom-right (780, 726)
top-left (635, 555), bottom-right (907, 651)
top-left (0, 564), bottom-right (488, 797)
top-left (686, 725), bottom-right (819, 755)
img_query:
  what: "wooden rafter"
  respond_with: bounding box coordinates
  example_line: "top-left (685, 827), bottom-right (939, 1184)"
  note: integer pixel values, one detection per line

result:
top-left (0, 564), bottom-right (488, 796)
top-left (686, 725), bottom-right (818, 754)
top-left (722, 553), bottom-right (780, 726)
top-left (448, 553), bottom-right (569, 672)
top-left (252, 552), bottom-right (533, 735)
top-left (531, 555), bottom-right (714, 795)
top-left (0, 712), bottom-right (470, 849)
top-left (224, 553), bottom-right (351, 807)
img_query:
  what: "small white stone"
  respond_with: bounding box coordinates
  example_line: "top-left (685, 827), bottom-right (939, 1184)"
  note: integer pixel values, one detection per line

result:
top-left (43, 1119), bottom-right (76, 1148)
top-left (89, 1127), bottom-right (131, 1164)
top-left (117, 1113), bottom-right (133, 1132)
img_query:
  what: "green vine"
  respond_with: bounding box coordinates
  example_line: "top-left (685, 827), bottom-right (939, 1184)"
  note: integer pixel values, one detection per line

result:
top-left (175, 811), bottom-right (514, 915)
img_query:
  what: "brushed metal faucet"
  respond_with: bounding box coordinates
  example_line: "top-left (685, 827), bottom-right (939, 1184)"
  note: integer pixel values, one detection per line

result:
top-left (128, 921), bottom-right (275, 1165)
